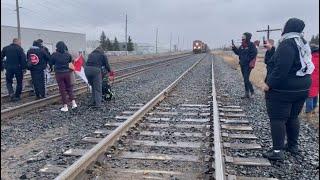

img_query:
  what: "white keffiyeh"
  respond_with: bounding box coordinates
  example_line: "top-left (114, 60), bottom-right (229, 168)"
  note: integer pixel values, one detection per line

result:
top-left (279, 32), bottom-right (315, 76)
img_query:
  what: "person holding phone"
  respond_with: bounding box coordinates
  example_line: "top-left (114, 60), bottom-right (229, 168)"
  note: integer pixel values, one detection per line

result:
top-left (231, 32), bottom-right (258, 99)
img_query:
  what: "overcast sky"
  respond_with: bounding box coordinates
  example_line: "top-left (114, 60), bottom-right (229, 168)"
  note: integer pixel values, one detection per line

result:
top-left (1, 0), bottom-right (319, 49)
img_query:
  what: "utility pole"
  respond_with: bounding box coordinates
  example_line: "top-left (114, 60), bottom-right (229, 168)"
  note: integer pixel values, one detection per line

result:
top-left (257, 25), bottom-right (281, 40)
top-left (182, 37), bottom-right (184, 51)
top-left (177, 36), bottom-right (180, 51)
top-left (16, 0), bottom-right (21, 40)
top-left (155, 28), bottom-right (158, 54)
top-left (125, 13), bottom-right (128, 51)
top-left (170, 33), bottom-right (172, 53)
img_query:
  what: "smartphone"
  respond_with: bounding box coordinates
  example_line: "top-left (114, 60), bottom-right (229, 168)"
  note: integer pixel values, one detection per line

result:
top-left (231, 39), bottom-right (234, 46)
top-left (263, 36), bottom-right (266, 44)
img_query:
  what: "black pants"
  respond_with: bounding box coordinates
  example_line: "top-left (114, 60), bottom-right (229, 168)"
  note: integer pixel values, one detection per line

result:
top-left (5, 68), bottom-right (23, 98)
top-left (85, 66), bottom-right (102, 106)
top-left (265, 90), bottom-right (308, 150)
top-left (30, 70), bottom-right (45, 98)
top-left (240, 65), bottom-right (254, 94)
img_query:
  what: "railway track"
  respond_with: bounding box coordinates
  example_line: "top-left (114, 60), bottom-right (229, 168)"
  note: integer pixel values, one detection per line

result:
top-left (34, 54), bottom-right (278, 180)
top-left (1, 54), bottom-right (192, 119)
top-left (0, 53), bottom-right (189, 85)
top-left (1, 53), bottom-right (190, 103)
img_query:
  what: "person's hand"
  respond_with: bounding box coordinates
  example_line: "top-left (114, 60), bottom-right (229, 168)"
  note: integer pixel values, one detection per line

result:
top-left (68, 63), bottom-right (75, 70)
top-left (262, 83), bottom-right (269, 91)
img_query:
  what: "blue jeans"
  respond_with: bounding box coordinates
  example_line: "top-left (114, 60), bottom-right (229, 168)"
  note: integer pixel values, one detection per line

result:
top-left (305, 96), bottom-right (318, 113)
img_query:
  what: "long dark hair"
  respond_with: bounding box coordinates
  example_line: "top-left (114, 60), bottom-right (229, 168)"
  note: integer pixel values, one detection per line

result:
top-left (56, 41), bottom-right (68, 53)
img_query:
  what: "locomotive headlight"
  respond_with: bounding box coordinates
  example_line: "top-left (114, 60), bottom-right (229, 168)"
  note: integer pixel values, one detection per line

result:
top-left (196, 43), bottom-right (199, 46)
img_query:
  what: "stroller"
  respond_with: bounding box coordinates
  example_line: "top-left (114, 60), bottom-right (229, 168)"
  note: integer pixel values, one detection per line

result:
top-left (101, 67), bottom-right (115, 101)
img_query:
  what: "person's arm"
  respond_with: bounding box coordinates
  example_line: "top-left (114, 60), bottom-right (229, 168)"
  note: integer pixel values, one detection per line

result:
top-left (266, 41), bottom-right (295, 89)
top-left (1, 48), bottom-right (6, 71)
top-left (20, 48), bottom-right (27, 70)
top-left (232, 46), bottom-right (239, 55)
top-left (101, 54), bottom-right (111, 72)
top-left (248, 43), bottom-right (258, 61)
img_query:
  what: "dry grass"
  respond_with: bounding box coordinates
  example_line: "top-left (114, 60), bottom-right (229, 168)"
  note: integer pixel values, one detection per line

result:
top-left (213, 50), bottom-right (319, 129)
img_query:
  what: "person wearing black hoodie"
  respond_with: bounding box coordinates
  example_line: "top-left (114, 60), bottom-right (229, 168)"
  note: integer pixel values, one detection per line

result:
top-left (50, 41), bottom-right (77, 112)
top-left (26, 40), bottom-right (50, 99)
top-left (264, 39), bottom-right (276, 79)
top-left (232, 32), bottom-right (258, 98)
top-left (85, 47), bottom-right (111, 107)
top-left (262, 18), bottom-right (313, 160)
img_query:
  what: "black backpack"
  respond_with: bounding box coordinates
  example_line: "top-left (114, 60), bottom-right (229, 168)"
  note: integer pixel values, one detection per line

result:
top-left (102, 74), bottom-right (114, 101)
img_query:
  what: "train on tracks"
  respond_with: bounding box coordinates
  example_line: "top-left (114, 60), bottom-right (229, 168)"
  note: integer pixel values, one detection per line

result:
top-left (193, 40), bottom-right (209, 54)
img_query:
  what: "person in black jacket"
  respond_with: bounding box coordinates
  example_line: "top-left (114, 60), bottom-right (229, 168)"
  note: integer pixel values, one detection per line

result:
top-left (232, 32), bottom-right (258, 98)
top-left (27, 40), bottom-right (50, 99)
top-left (1, 38), bottom-right (27, 101)
top-left (264, 39), bottom-right (276, 79)
top-left (262, 18), bottom-right (313, 160)
top-left (51, 41), bottom-right (77, 112)
top-left (85, 47), bottom-right (111, 107)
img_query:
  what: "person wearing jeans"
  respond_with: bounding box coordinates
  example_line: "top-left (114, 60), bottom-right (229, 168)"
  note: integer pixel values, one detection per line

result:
top-left (305, 44), bottom-right (319, 117)
top-left (50, 41), bottom-right (77, 112)
top-left (232, 32), bottom-right (257, 98)
top-left (85, 46), bottom-right (111, 108)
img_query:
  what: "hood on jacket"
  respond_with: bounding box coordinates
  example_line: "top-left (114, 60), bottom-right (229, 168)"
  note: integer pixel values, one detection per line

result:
top-left (30, 46), bottom-right (40, 49)
top-left (56, 41), bottom-right (67, 53)
top-left (32, 40), bottom-right (41, 47)
top-left (282, 18), bottom-right (305, 35)
top-left (243, 32), bottom-right (252, 42)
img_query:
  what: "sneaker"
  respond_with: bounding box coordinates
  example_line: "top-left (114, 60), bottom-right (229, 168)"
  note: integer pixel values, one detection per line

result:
top-left (285, 144), bottom-right (300, 155)
top-left (71, 100), bottom-right (77, 109)
top-left (263, 149), bottom-right (284, 161)
top-left (60, 105), bottom-right (68, 112)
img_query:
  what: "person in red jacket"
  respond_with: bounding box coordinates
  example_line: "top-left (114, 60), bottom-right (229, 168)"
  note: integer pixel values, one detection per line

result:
top-left (305, 44), bottom-right (319, 117)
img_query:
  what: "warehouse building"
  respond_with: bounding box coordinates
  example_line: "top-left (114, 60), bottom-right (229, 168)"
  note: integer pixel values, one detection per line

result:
top-left (1, 25), bottom-right (86, 56)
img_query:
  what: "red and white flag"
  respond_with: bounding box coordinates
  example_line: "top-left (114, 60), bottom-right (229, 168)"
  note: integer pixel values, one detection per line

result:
top-left (73, 54), bottom-right (89, 85)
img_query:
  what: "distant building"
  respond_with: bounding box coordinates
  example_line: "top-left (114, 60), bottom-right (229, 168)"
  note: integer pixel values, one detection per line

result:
top-left (1, 25), bottom-right (86, 56)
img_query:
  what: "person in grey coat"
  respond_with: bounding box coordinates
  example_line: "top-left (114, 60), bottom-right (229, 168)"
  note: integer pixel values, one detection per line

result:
top-left (85, 47), bottom-right (111, 107)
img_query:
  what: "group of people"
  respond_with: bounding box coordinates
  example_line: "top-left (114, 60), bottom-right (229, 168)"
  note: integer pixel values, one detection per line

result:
top-left (1, 39), bottom-right (113, 112)
top-left (232, 18), bottom-right (319, 161)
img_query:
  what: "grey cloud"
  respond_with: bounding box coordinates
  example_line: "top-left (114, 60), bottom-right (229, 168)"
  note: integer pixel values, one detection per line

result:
top-left (1, 0), bottom-right (319, 48)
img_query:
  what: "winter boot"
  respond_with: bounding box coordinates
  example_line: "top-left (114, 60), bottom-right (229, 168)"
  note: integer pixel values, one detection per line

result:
top-left (263, 149), bottom-right (284, 161)
top-left (285, 144), bottom-right (300, 155)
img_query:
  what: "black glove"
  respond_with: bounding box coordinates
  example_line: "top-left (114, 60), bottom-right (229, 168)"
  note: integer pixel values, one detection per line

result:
top-left (23, 69), bottom-right (27, 74)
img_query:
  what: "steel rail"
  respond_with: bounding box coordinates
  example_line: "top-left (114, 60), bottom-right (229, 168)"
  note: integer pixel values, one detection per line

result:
top-left (1, 54), bottom-right (193, 120)
top-left (54, 54), bottom-right (207, 180)
top-left (212, 55), bottom-right (226, 180)
top-left (0, 53), bottom-right (190, 84)
top-left (1, 54), bottom-right (191, 100)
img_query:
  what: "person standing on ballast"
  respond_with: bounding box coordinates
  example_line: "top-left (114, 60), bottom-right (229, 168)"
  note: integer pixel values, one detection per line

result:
top-left (262, 18), bottom-right (314, 160)
top-left (232, 32), bottom-right (258, 98)
top-left (85, 47), bottom-right (111, 108)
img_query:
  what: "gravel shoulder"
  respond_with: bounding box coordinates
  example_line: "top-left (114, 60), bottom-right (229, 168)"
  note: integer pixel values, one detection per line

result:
top-left (213, 55), bottom-right (319, 180)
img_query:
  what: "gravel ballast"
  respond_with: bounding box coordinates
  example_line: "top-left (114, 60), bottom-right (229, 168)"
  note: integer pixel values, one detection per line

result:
top-left (213, 55), bottom-right (319, 180)
top-left (1, 54), bottom-right (203, 180)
